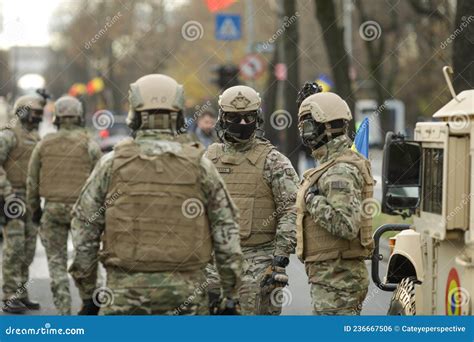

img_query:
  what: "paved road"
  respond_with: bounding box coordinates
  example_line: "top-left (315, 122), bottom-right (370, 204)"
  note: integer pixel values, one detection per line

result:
top-left (0, 149), bottom-right (392, 316)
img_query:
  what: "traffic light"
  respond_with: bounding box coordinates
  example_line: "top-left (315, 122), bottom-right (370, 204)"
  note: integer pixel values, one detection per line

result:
top-left (211, 64), bottom-right (240, 90)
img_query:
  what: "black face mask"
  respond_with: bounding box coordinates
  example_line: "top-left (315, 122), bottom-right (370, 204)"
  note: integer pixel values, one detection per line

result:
top-left (224, 120), bottom-right (257, 141)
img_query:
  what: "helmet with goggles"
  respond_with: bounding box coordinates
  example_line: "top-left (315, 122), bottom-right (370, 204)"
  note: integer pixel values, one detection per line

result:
top-left (298, 92), bottom-right (352, 149)
top-left (216, 85), bottom-right (263, 142)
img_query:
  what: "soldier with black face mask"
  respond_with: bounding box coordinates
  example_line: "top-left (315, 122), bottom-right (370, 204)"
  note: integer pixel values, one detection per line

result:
top-left (205, 85), bottom-right (299, 315)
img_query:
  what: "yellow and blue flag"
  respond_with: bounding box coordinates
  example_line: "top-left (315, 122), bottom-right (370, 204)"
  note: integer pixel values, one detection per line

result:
top-left (352, 117), bottom-right (369, 158)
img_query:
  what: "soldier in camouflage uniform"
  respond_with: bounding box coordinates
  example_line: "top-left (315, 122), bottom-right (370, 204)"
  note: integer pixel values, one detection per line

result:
top-left (26, 96), bottom-right (102, 315)
top-left (205, 86), bottom-right (298, 315)
top-left (296, 92), bottom-right (374, 315)
top-left (69, 74), bottom-right (242, 315)
top-left (0, 93), bottom-right (45, 313)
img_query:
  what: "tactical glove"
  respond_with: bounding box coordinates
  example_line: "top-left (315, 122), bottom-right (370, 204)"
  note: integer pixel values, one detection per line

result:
top-left (210, 297), bottom-right (241, 315)
top-left (296, 82), bottom-right (323, 109)
top-left (305, 186), bottom-right (320, 206)
top-left (260, 256), bottom-right (290, 291)
top-left (78, 299), bottom-right (100, 315)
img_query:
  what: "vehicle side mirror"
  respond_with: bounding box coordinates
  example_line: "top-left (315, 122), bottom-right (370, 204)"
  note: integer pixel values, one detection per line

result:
top-left (382, 132), bottom-right (421, 217)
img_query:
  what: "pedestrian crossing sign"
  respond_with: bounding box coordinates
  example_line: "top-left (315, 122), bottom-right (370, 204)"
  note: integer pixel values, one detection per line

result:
top-left (215, 14), bottom-right (241, 41)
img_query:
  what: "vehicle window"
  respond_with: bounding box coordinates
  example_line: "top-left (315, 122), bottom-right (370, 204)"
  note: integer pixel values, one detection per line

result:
top-left (422, 148), bottom-right (443, 214)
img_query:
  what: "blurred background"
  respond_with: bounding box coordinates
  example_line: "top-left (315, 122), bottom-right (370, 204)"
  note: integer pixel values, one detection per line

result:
top-left (0, 0), bottom-right (472, 169)
top-left (0, 0), bottom-right (473, 315)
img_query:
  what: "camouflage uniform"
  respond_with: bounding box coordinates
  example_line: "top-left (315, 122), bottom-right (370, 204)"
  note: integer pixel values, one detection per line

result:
top-left (26, 124), bottom-right (102, 315)
top-left (0, 126), bottom-right (39, 302)
top-left (205, 137), bottom-right (298, 315)
top-left (69, 130), bottom-right (242, 315)
top-left (301, 135), bottom-right (370, 315)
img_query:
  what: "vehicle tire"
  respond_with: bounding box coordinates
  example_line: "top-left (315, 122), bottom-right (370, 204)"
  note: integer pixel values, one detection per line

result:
top-left (387, 277), bottom-right (416, 315)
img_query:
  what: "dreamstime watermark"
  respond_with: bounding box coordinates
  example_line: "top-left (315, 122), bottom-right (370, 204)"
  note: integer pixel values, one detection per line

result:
top-left (92, 287), bottom-right (115, 308)
top-left (84, 11), bottom-right (123, 50)
top-left (2, 279), bottom-right (34, 310)
top-left (448, 286), bottom-right (470, 309)
top-left (262, 193), bottom-right (296, 227)
top-left (92, 109), bottom-right (115, 130)
top-left (174, 280), bottom-right (209, 315)
top-left (5, 323), bottom-right (85, 336)
top-left (270, 287), bottom-right (293, 307)
top-left (181, 198), bottom-right (204, 219)
top-left (360, 198), bottom-right (381, 219)
top-left (440, 16), bottom-right (474, 49)
top-left (359, 20), bottom-right (382, 41)
top-left (181, 20), bottom-right (204, 41)
top-left (261, 12), bottom-right (300, 51)
top-left (446, 193), bottom-right (473, 222)
top-left (270, 109), bottom-right (292, 130)
top-left (178, 100), bottom-right (213, 135)
top-left (3, 195), bottom-right (26, 219)
top-left (85, 190), bottom-right (122, 226)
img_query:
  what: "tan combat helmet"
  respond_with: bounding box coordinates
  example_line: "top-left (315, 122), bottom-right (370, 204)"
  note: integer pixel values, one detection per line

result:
top-left (298, 92), bottom-right (352, 149)
top-left (53, 96), bottom-right (84, 126)
top-left (13, 93), bottom-right (46, 118)
top-left (218, 85), bottom-right (261, 112)
top-left (298, 92), bottom-right (352, 122)
top-left (127, 74), bottom-right (184, 131)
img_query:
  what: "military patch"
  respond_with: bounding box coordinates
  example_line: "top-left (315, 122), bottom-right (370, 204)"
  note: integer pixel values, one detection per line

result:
top-left (217, 167), bottom-right (232, 174)
top-left (330, 180), bottom-right (349, 190)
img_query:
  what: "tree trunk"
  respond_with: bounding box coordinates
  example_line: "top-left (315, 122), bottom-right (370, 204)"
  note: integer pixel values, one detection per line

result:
top-left (453, 0), bottom-right (474, 92)
top-left (282, 0), bottom-right (300, 169)
top-left (314, 0), bottom-right (355, 134)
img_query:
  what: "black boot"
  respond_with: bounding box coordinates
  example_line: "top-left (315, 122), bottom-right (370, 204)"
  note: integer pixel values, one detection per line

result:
top-left (20, 298), bottom-right (41, 310)
top-left (2, 298), bottom-right (27, 314)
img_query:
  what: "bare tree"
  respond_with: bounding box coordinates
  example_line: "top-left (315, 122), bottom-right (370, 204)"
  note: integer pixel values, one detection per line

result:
top-left (453, 0), bottom-right (474, 92)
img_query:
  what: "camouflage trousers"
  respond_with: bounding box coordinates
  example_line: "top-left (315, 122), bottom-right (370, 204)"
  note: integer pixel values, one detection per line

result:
top-left (100, 268), bottom-right (209, 315)
top-left (306, 258), bottom-right (369, 315)
top-left (39, 202), bottom-right (73, 315)
top-left (2, 192), bottom-right (37, 301)
top-left (206, 241), bottom-right (281, 315)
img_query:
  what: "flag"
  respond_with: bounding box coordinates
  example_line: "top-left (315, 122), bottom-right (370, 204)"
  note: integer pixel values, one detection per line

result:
top-left (352, 117), bottom-right (369, 158)
top-left (315, 73), bottom-right (333, 92)
top-left (206, 0), bottom-right (236, 12)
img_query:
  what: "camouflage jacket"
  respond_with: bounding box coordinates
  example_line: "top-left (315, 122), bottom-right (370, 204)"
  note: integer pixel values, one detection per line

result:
top-left (306, 135), bottom-right (364, 240)
top-left (206, 137), bottom-right (299, 258)
top-left (26, 124), bottom-right (103, 214)
top-left (0, 124), bottom-right (38, 196)
top-left (69, 129), bottom-right (243, 300)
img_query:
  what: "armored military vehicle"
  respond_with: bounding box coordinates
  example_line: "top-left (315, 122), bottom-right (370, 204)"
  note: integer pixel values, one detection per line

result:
top-left (372, 66), bottom-right (473, 316)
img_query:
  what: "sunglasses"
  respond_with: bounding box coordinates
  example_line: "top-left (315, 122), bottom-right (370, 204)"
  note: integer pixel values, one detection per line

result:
top-left (224, 111), bottom-right (257, 124)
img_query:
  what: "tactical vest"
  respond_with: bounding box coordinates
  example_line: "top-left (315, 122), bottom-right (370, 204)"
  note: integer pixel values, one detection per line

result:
top-left (38, 131), bottom-right (93, 203)
top-left (4, 125), bottom-right (39, 189)
top-left (207, 140), bottom-right (277, 246)
top-left (101, 138), bottom-right (212, 272)
top-left (296, 148), bottom-right (374, 262)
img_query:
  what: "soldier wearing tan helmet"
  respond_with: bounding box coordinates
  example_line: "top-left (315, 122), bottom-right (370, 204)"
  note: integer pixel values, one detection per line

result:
top-left (206, 85), bottom-right (299, 315)
top-left (0, 93), bottom-right (45, 313)
top-left (69, 74), bottom-right (242, 315)
top-left (296, 91), bottom-right (374, 315)
top-left (26, 95), bottom-right (102, 315)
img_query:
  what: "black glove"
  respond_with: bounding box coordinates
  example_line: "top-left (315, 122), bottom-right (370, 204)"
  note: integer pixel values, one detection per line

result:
top-left (305, 186), bottom-right (320, 205)
top-left (261, 256), bottom-right (290, 290)
top-left (296, 82), bottom-right (323, 109)
top-left (78, 299), bottom-right (100, 315)
top-left (210, 297), bottom-right (241, 315)
top-left (208, 290), bottom-right (221, 315)
top-left (32, 208), bottom-right (43, 225)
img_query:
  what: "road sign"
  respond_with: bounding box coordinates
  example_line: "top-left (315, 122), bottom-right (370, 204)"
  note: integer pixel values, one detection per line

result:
top-left (215, 14), bottom-right (241, 41)
top-left (275, 63), bottom-right (287, 81)
top-left (239, 54), bottom-right (266, 80)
